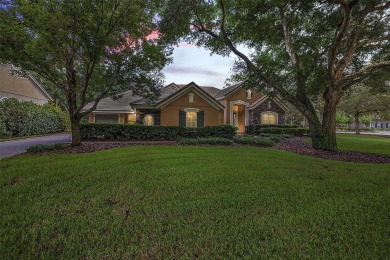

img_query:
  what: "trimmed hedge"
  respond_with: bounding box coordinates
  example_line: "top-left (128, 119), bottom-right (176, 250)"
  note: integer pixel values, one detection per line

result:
top-left (0, 98), bottom-right (67, 138)
top-left (246, 124), bottom-right (308, 136)
top-left (233, 136), bottom-right (275, 147)
top-left (249, 124), bottom-right (300, 129)
top-left (80, 124), bottom-right (237, 141)
top-left (27, 143), bottom-right (70, 153)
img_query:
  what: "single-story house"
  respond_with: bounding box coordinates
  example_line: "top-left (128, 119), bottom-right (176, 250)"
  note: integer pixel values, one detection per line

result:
top-left (85, 82), bottom-right (288, 133)
top-left (0, 64), bottom-right (53, 105)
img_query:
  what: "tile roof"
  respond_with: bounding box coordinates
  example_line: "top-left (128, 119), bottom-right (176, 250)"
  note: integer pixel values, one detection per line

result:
top-left (214, 82), bottom-right (243, 99)
top-left (83, 91), bottom-right (139, 112)
top-left (83, 82), bottom-right (244, 112)
top-left (200, 86), bottom-right (221, 97)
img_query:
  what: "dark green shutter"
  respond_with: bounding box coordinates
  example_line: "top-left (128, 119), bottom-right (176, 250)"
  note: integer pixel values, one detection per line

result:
top-left (197, 111), bottom-right (204, 128)
top-left (179, 110), bottom-right (186, 127)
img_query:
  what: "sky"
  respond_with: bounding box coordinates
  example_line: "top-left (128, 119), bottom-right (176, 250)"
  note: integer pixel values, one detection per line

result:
top-left (162, 44), bottom-right (249, 89)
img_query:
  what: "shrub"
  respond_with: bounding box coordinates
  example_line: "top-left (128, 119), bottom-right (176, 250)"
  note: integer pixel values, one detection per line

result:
top-left (179, 137), bottom-right (234, 146)
top-left (246, 124), bottom-right (308, 136)
top-left (233, 136), bottom-right (275, 147)
top-left (258, 134), bottom-right (291, 142)
top-left (80, 124), bottom-right (237, 141)
top-left (259, 133), bottom-right (291, 139)
top-left (0, 98), bottom-right (67, 138)
top-left (27, 143), bottom-right (69, 153)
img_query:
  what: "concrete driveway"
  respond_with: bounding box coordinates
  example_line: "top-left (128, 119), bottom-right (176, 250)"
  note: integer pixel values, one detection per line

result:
top-left (0, 133), bottom-right (71, 159)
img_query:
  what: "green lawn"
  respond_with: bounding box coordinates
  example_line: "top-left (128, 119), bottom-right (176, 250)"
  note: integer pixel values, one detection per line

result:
top-left (1, 146), bottom-right (389, 258)
top-left (336, 134), bottom-right (390, 155)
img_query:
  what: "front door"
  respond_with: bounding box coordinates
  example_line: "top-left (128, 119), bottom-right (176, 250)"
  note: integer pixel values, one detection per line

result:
top-left (233, 105), bottom-right (246, 133)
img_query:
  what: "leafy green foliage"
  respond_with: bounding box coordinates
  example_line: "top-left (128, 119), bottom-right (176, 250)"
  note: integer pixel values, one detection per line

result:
top-left (0, 0), bottom-right (171, 145)
top-left (80, 124), bottom-right (237, 140)
top-left (233, 136), bottom-right (275, 146)
top-left (246, 124), bottom-right (308, 136)
top-left (27, 143), bottom-right (70, 153)
top-left (0, 98), bottom-right (67, 137)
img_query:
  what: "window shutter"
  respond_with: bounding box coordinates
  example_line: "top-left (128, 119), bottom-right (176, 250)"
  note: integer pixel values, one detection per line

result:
top-left (179, 110), bottom-right (186, 127)
top-left (197, 111), bottom-right (204, 127)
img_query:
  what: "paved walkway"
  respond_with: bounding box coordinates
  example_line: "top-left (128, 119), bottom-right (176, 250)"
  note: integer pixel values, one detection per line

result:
top-left (0, 133), bottom-right (71, 159)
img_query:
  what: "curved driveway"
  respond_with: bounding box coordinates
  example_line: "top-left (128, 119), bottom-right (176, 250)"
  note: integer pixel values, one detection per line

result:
top-left (0, 133), bottom-right (71, 159)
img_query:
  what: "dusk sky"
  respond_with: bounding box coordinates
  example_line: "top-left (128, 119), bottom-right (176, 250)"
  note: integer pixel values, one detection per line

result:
top-left (162, 44), bottom-right (250, 89)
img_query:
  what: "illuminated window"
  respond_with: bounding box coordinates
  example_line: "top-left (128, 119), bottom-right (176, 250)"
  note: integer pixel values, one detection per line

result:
top-left (261, 112), bottom-right (277, 125)
top-left (186, 112), bottom-right (197, 128)
top-left (128, 114), bottom-right (136, 125)
top-left (143, 114), bottom-right (154, 126)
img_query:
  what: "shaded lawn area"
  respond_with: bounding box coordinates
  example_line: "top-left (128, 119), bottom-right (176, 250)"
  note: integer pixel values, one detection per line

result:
top-left (1, 146), bottom-right (389, 258)
top-left (336, 134), bottom-right (390, 155)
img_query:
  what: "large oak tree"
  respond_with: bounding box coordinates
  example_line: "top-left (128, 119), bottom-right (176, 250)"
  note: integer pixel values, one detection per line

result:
top-left (0, 0), bottom-right (170, 145)
top-left (160, 0), bottom-right (390, 150)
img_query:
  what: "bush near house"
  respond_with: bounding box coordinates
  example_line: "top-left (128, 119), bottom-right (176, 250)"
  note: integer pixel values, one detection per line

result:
top-left (0, 98), bottom-right (67, 138)
top-left (80, 124), bottom-right (237, 141)
top-left (246, 124), bottom-right (308, 136)
top-left (26, 143), bottom-right (70, 153)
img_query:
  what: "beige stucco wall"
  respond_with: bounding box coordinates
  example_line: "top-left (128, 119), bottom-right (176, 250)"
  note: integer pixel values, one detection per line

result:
top-left (160, 92), bottom-right (222, 126)
top-left (220, 88), bottom-right (263, 124)
top-left (0, 64), bottom-right (51, 105)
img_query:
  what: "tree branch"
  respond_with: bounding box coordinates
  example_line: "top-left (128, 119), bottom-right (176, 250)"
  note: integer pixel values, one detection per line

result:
top-left (342, 61), bottom-right (390, 90)
top-left (356, 35), bottom-right (390, 49)
top-left (215, 0), bottom-right (294, 101)
top-left (328, 0), bottom-right (353, 83)
top-left (278, 7), bottom-right (299, 66)
top-left (335, 29), bottom-right (358, 79)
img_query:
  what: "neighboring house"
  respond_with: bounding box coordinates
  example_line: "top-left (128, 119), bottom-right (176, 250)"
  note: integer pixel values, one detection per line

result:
top-left (85, 82), bottom-right (288, 133)
top-left (0, 64), bottom-right (53, 105)
top-left (370, 121), bottom-right (390, 129)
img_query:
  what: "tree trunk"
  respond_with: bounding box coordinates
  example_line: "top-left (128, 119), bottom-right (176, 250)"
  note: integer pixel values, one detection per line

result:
top-left (70, 116), bottom-right (81, 146)
top-left (309, 91), bottom-right (342, 151)
top-left (309, 120), bottom-right (337, 151)
top-left (354, 113), bottom-right (360, 134)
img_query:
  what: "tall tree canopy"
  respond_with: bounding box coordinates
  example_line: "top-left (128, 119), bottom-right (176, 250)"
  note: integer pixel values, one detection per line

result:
top-left (0, 0), bottom-right (171, 145)
top-left (160, 0), bottom-right (390, 150)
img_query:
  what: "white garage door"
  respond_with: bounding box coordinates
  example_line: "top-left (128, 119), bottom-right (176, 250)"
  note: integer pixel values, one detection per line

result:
top-left (95, 114), bottom-right (119, 123)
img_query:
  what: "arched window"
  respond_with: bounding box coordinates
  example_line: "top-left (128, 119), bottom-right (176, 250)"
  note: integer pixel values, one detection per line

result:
top-left (261, 112), bottom-right (277, 125)
top-left (143, 114), bottom-right (154, 126)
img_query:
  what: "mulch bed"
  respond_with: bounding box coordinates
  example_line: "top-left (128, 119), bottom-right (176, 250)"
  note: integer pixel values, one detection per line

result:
top-left (274, 137), bottom-right (390, 164)
top-left (29, 138), bottom-right (389, 163)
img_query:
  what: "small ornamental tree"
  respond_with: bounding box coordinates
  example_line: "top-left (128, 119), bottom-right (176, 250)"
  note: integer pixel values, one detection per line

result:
top-left (0, 0), bottom-right (171, 145)
top-left (160, 0), bottom-right (390, 151)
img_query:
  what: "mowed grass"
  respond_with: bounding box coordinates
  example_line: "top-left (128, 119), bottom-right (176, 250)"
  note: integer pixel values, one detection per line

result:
top-left (336, 134), bottom-right (390, 155)
top-left (0, 146), bottom-right (389, 259)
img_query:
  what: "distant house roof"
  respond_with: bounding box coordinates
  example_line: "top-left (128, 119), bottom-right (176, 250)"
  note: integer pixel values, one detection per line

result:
top-left (83, 91), bottom-right (139, 113)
